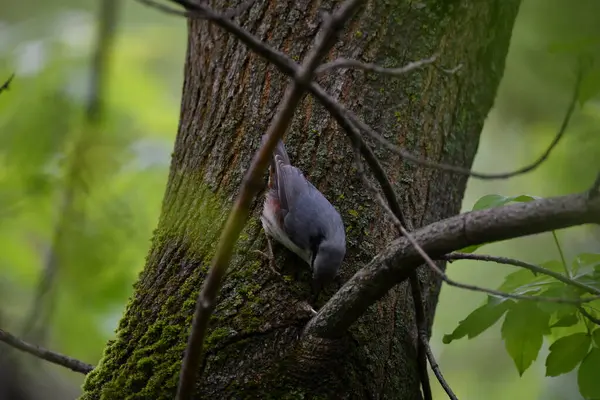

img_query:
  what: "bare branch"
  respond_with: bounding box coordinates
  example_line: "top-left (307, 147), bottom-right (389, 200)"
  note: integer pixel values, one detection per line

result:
top-left (353, 145), bottom-right (433, 400)
top-left (421, 332), bottom-right (458, 400)
top-left (305, 192), bottom-right (600, 338)
top-left (175, 1), bottom-right (365, 399)
top-left (364, 173), bottom-right (595, 303)
top-left (137, 0), bottom-right (255, 19)
top-left (315, 54), bottom-right (438, 76)
top-left (443, 253), bottom-right (600, 296)
top-left (141, 0), bottom-right (578, 183)
top-left (350, 63), bottom-right (582, 180)
top-left (0, 73), bottom-right (14, 95)
top-left (0, 328), bottom-right (94, 374)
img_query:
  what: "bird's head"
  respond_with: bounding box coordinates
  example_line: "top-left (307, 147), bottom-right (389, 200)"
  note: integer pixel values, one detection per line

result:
top-left (311, 240), bottom-right (346, 293)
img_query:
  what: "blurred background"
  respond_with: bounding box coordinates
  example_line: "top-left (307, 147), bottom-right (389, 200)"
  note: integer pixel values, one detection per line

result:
top-left (0, 0), bottom-right (598, 399)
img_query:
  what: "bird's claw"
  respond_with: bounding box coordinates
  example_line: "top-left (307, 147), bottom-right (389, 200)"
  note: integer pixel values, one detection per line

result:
top-left (252, 249), bottom-right (280, 276)
top-left (299, 301), bottom-right (318, 317)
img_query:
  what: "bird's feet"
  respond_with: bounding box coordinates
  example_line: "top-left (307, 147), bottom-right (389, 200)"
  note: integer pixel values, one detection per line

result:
top-left (298, 301), bottom-right (318, 317)
top-left (253, 234), bottom-right (280, 276)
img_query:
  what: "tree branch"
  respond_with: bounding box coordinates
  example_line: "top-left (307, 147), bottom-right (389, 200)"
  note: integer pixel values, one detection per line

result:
top-left (579, 306), bottom-right (600, 326)
top-left (346, 62), bottom-right (581, 180)
top-left (315, 54), bottom-right (438, 76)
top-left (0, 328), bottom-right (94, 374)
top-left (305, 192), bottom-right (600, 338)
top-left (443, 253), bottom-right (600, 296)
top-left (421, 332), bottom-right (458, 400)
top-left (0, 73), bottom-right (14, 95)
top-left (144, 0), bottom-right (568, 182)
top-left (175, 1), bottom-right (364, 399)
top-left (352, 143), bottom-right (434, 400)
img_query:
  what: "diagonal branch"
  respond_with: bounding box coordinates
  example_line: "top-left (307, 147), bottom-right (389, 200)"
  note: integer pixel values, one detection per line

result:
top-left (443, 252), bottom-right (600, 296)
top-left (305, 191), bottom-right (600, 338)
top-left (0, 73), bottom-right (14, 95)
top-left (422, 334), bottom-right (458, 400)
top-left (345, 62), bottom-right (582, 180)
top-left (352, 144), bottom-right (433, 400)
top-left (143, 0), bottom-right (572, 181)
top-left (0, 328), bottom-right (94, 374)
top-left (579, 306), bottom-right (600, 326)
top-left (175, 1), bottom-right (365, 399)
top-left (315, 54), bottom-right (438, 76)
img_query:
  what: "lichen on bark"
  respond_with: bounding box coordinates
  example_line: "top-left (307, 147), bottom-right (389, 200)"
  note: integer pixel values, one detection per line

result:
top-left (81, 0), bottom-right (521, 398)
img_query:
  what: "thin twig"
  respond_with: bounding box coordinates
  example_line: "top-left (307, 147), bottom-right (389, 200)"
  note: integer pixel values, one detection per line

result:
top-left (443, 253), bottom-right (600, 296)
top-left (137, 0), bottom-right (255, 19)
top-left (175, 1), bottom-right (364, 399)
top-left (315, 54), bottom-right (438, 76)
top-left (348, 62), bottom-right (582, 180)
top-left (0, 328), bottom-right (94, 374)
top-left (0, 73), bottom-right (14, 95)
top-left (579, 306), bottom-right (600, 326)
top-left (354, 148), bottom-right (433, 400)
top-left (421, 331), bottom-right (458, 400)
top-left (551, 231), bottom-right (570, 277)
top-left (353, 150), bottom-right (433, 400)
top-left (141, 0), bottom-right (579, 182)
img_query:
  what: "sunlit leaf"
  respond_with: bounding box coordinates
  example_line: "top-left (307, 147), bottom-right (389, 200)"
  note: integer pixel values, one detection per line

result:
top-left (578, 348), bottom-right (600, 399)
top-left (537, 284), bottom-right (580, 315)
top-left (501, 302), bottom-right (550, 376)
top-left (443, 301), bottom-right (513, 344)
top-left (460, 194), bottom-right (542, 253)
top-left (545, 332), bottom-right (591, 377)
top-left (573, 253), bottom-right (600, 277)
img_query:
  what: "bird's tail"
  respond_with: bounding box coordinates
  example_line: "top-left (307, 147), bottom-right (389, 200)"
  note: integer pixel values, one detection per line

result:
top-left (261, 134), bottom-right (291, 166)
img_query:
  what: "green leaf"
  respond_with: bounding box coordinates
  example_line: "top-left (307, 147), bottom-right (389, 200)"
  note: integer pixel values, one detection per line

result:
top-left (593, 329), bottom-right (600, 348)
top-left (498, 269), bottom-right (538, 292)
top-left (545, 333), bottom-right (591, 377)
top-left (471, 194), bottom-right (510, 210)
top-left (488, 264), bottom-right (562, 307)
top-left (578, 348), bottom-right (600, 399)
top-left (537, 284), bottom-right (581, 315)
top-left (501, 302), bottom-right (550, 376)
top-left (573, 253), bottom-right (600, 277)
top-left (579, 68), bottom-right (600, 106)
top-left (443, 301), bottom-right (512, 344)
top-left (551, 314), bottom-right (579, 328)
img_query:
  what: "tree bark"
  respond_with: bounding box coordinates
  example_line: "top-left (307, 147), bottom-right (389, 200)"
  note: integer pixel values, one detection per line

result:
top-left (81, 0), bottom-right (521, 399)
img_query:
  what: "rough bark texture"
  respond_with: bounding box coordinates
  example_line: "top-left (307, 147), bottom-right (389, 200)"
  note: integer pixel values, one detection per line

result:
top-left (81, 0), bottom-right (521, 399)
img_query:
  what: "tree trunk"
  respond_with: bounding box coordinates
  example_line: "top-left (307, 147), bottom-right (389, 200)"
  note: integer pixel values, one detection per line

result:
top-left (81, 0), bottom-right (520, 399)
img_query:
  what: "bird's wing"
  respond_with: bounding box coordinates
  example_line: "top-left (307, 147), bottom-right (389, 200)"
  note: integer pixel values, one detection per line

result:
top-left (274, 161), bottom-right (310, 213)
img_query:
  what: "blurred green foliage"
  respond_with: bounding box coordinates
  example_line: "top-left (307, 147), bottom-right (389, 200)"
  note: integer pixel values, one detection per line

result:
top-left (0, 0), bottom-right (186, 389)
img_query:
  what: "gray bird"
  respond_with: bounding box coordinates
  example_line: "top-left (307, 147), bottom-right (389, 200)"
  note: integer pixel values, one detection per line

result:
top-left (259, 135), bottom-right (346, 296)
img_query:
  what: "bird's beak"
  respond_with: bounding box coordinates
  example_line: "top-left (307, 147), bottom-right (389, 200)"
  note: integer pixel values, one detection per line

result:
top-left (311, 279), bottom-right (322, 303)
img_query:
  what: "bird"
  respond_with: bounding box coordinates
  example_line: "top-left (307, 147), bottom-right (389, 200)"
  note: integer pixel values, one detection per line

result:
top-left (258, 135), bottom-right (347, 299)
